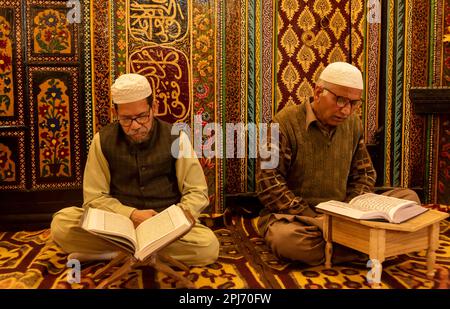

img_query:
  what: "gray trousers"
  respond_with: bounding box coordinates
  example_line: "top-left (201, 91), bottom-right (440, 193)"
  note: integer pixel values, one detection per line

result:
top-left (51, 206), bottom-right (219, 266)
top-left (263, 188), bottom-right (421, 265)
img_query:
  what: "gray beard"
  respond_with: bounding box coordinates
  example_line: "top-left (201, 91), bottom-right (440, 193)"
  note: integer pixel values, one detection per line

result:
top-left (125, 124), bottom-right (152, 144)
top-left (126, 131), bottom-right (151, 144)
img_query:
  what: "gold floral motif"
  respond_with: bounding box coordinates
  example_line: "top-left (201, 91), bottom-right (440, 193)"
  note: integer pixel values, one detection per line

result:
top-left (351, 0), bottom-right (362, 15)
top-left (346, 32), bottom-right (362, 55)
top-left (328, 46), bottom-right (346, 63)
top-left (313, 63), bottom-right (326, 83)
top-left (329, 9), bottom-right (346, 40)
top-left (197, 57), bottom-right (213, 77)
top-left (314, 30), bottom-right (332, 58)
top-left (297, 6), bottom-right (315, 30)
top-left (296, 45), bottom-right (315, 73)
top-left (313, 0), bottom-right (332, 17)
top-left (195, 35), bottom-right (211, 53)
top-left (280, 0), bottom-right (299, 21)
top-left (296, 78), bottom-right (314, 103)
top-left (284, 96), bottom-right (296, 108)
top-left (281, 61), bottom-right (299, 93)
top-left (281, 25), bottom-right (299, 57)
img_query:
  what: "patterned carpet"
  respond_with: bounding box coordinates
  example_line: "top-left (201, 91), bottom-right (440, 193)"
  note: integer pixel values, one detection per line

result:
top-left (0, 206), bottom-right (449, 289)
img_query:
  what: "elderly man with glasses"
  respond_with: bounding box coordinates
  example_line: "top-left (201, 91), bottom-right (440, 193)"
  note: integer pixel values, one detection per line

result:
top-left (256, 62), bottom-right (420, 265)
top-left (51, 73), bottom-right (219, 266)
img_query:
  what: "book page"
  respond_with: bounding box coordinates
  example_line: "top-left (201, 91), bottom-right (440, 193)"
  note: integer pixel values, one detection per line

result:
top-left (136, 210), bottom-right (175, 251)
top-left (316, 200), bottom-right (374, 216)
top-left (349, 193), bottom-right (414, 217)
top-left (135, 205), bottom-right (192, 260)
top-left (315, 200), bottom-right (390, 221)
top-left (83, 208), bottom-right (137, 250)
top-left (103, 211), bottom-right (136, 238)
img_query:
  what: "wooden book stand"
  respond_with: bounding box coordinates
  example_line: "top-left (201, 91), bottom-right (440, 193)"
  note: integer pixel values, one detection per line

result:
top-left (93, 251), bottom-right (196, 289)
top-left (321, 209), bottom-right (448, 288)
top-left (89, 208), bottom-right (198, 288)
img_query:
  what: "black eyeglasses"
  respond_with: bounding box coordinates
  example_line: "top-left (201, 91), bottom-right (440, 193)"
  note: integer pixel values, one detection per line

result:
top-left (322, 87), bottom-right (363, 109)
top-left (117, 109), bottom-right (151, 127)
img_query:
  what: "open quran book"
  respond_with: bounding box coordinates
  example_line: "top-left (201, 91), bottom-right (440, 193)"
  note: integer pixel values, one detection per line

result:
top-left (315, 193), bottom-right (428, 223)
top-left (81, 205), bottom-right (194, 261)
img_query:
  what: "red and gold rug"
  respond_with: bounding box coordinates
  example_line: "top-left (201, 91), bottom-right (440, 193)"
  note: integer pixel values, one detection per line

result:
top-left (0, 209), bottom-right (449, 289)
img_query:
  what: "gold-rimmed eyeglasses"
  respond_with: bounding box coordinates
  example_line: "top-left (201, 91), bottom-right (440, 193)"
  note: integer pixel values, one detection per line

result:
top-left (323, 87), bottom-right (363, 109)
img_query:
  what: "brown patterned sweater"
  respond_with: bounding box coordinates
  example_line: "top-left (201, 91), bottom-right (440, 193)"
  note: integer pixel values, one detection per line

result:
top-left (257, 102), bottom-right (376, 221)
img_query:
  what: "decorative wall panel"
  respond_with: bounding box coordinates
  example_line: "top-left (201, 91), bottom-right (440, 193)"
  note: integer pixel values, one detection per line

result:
top-left (224, 0), bottom-right (245, 194)
top-left (261, 0), bottom-right (274, 124)
top-left (0, 131), bottom-right (26, 190)
top-left (36, 77), bottom-right (72, 178)
top-left (364, 11), bottom-right (380, 145)
top-left (0, 12), bottom-right (14, 117)
top-left (275, 0), bottom-right (365, 112)
top-left (191, 0), bottom-right (222, 211)
top-left (107, 0), bottom-right (223, 213)
top-left (128, 0), bottom-right (188, 44)
top-left (129, 47), bottom-right (190, 123)
top-left (437, 0), bottom-right (450, 204)
top-left (0, 0), bottom-right (86, 224)
top-left (26, 1), bottom-right (79, 63)
top-left (127, 0), bottom-right (191, 124)
top-left (90, 0), bottom-right (450, 211)
top-left (92, 0), bottom-right (111, 132)
top-left (82, 0), bottom-right (93, 145)
top-left (408, 0), bottom-right (428, 190)
top-left (383, 0), bottom-right (407, 187)
top-left (28, 67), bottom-right (82, 189)
top-left (438, 116), bottom-right (450, 204)
top-left (0, 3), bottom-right (25, 126)
top-left (216, 0), bottom-right (225, 210)
top-left (112, 0), bottom-right (126, 77)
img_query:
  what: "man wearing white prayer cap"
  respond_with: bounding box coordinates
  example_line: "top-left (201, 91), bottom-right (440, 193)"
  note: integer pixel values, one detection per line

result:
top-left (256, 62), bottom-right (420, 265)
top-left (51, 73), bottom-right (219, 267)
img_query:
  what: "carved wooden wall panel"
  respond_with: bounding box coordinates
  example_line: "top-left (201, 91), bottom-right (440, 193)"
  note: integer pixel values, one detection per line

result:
top-left (0, 0), bottom-right (85, 226)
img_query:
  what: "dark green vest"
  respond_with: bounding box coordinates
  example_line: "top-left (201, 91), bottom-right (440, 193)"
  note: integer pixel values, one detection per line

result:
top-left (273, 103), bottom-right (361, 206)
top-left (99, 118), bottom-right (181, 211)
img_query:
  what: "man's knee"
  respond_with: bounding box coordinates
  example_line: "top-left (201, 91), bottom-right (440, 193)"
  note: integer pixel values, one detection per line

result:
top-left (266, 224), bottom-right (325, 265)
top-left (382, 188), bottom-right (421, 204)
top-left (50, 207), bottom-right (83, 252)
top-left (166, 225), bottom-right (220, 266)
top-left (196, 231), bottom-right (219, 265)
top-left (50, 209), bottom-right (69, 245)
top-left (269, 236), bottom-right (325, 265)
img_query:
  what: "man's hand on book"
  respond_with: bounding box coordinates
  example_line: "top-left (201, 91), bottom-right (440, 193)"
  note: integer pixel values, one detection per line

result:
top-left (130, 209), bottom-right (158, 228)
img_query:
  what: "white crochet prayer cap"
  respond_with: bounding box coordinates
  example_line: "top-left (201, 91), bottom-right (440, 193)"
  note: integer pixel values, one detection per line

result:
top-left (319, 62), bottom-right (363, 90)
top-left (111, 73), bottom-right (152, 104)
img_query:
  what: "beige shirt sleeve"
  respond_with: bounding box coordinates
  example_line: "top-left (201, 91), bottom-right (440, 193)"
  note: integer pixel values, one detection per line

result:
top-left (82, 133), bottom-right (136, 218)
top-left (174, 131), bottom-right (209, 219)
